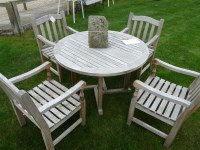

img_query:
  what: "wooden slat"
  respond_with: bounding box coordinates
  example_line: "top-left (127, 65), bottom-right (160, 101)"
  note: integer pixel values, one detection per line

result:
top-left (39, 24), bottom-right (46, 39)
top-left (50, 80), bottom-right (80, 100)
top-left (38, 83), bottom-right (58, 98)
top-left (189, 84), bottom-right (200, 101)
top-left (64, 42), bottom-right (118, 68)
top-left (45, 21), bottom-right (53, 42)
top-left (156, 83), bottom-right (176, 115)
top-left (43, 81), bottom-right (80, 107)
top-left (133, 117), bottom-right (167, 139)
top-left (170, 87), bottom-right (188, 120)
top-left (52, 22), bottom-right (59, 42)
top-left (67, 38), bottom-right (127, 67)
top-left (29, 90), bottom-right (66, 120)
top-left (138, 75), bottom-right (154, 97)
top-left (138, 76), bottom-right (160, 105)
top-left (62, 101), bottom-right (76, 111)
top-left (163, 85), bottom-right (182, 118)
top-left (57, 19), bottom-right (63, 38)
top-left (132, 16), bottom-right (160, 26)
top-left (142, 22), bottom-right (149, 42)
top-left (144, 78), bottom-right (165, 108)
top-left (131, 21), bottom-right (138, 36)
top-left (35, 14), bottom-right (62, 25)
top-left (137, 21), bottom-right (143, 38)
top-left (150, 81), bottom-right (170, 111)
top-left (148, 25), bottom-right (155, 41)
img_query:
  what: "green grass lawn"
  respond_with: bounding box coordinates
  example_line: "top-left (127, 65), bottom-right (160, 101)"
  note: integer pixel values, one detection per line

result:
top-left (0, 0), bottom-right (200, 149)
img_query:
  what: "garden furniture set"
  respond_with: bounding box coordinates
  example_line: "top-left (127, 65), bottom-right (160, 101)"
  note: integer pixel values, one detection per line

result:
top-left (0, 10), bottom-right (200, 150)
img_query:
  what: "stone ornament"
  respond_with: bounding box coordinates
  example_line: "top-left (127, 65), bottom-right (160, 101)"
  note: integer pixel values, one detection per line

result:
top-left (88, 16), bottom-right (108, 48)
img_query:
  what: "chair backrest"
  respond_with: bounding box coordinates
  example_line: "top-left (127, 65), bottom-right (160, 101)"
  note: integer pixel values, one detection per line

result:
top-left (126, 12), bottom-right (164, 49)
top-left (32, 11), bottom-right (68, 43)
top-left (177, 76), bottom-right (200, 121)
top-left (84, 0), bottom-right (102, 5)
top-left (0, 73), bottom-right (47, 128)
top-left (188, 76), bottom-right (200, 102)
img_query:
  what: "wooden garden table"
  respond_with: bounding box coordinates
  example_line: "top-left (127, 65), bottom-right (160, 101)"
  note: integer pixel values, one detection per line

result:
top-left (54, 31), bottom-right (149, 115)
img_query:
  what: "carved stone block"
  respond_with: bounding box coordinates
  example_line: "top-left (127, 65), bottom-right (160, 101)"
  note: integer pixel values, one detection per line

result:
top-left (88, 16), bottom-right (108, 48)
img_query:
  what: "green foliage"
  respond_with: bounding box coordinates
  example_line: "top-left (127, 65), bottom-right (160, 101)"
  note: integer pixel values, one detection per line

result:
top-left (0, 0), bottom-right (200, 149)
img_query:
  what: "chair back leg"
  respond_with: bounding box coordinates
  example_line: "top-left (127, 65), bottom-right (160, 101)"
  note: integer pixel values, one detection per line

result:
top-left (164, 115), bottom-right (186, 147)
top-left (10, 98), bottom-right (26, 126)
top-left (41, 130), bottom-right (55, 150)
top-left (127, 90), bottom-right (138, 125)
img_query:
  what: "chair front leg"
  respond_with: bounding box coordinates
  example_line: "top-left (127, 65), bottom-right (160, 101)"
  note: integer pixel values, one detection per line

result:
top-left (127, 89), bottom-right (138, 125)
top-left (41, 130), bottom-right (55, 150)
top-left (71, 72), bottom-right (77, 85)
top-left (123, 73), bottom-right (131, 90)
top-left (56, 63), bottom-right (63, 82)
top-left (136, 67), bottom-right (142, 80)
top-left (10, 99), bottom-right (26, 126)
top-left (80, 89), bottom-right (86, 126)
top-left (164, 115), bottom-right (186, 147)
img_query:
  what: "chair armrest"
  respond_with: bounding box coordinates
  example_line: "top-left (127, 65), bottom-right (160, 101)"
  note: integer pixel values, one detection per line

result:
top-left (65, 26), bottom-right (78, 34)
top-left (37, 35), bottom-right (56, 47)
top-left (120, 27), bottom-right (129, 33)
top-left (145, 35), bottom-right (159, 47)
top-left (9, 62), bottom-right (51, 84)
top-left (39, 80), bottom-right (86, 114)
top-left (153, 58), bottom-right (200, 78)
top-left (134, 80), bottom-right (191, 107)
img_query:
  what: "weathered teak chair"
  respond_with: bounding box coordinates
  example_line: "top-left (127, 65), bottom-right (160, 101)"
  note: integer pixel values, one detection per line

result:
top-left (121, 12), bottom-right (164, 76)
top-left (107, 0), bottom-right (114, 7)
top-left (32, 11), bottom-right (78, 82)
top-left (66, 0), bottom-right (85, 23)
top-left (0, 62), bottom-right (86, 150)
top-left (127, 58), bottom-right (200, 147)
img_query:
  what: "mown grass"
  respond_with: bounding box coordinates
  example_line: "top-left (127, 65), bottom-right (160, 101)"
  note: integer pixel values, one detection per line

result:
top-left (0, 0), bottom-right (200, 149)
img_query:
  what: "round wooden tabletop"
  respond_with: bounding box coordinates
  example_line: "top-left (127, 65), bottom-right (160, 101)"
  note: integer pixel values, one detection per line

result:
top-left (54, 31), bottom-right (149, 77)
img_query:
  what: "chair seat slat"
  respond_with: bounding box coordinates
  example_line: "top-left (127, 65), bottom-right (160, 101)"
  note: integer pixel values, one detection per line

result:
top-left (50, 80), bottom-right (80, 100)
top-left (138, 76), bottom-right (160, 105)
top-left (170, 87), bottom-right (188, 120)
top-left (163, 85), bottom-right (182, 118)
top-left (144, 78), bottom-right (165, 108)
top-left (149, 80), bottom-right (170, 112)
top-left (156, 83), bottom-right (176, 115)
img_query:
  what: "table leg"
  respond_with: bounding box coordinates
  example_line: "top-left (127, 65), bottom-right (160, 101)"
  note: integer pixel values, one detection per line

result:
top-left (72, 0), bottom-right (75, 23)
top-left (123, 73), bottom-right (131, 90)
top-left (98, 77), bottom-right (104, 115)
top-left (136, 67), bottom-right (142, 80)
top-left (71, 72), bottom-right (77, 85)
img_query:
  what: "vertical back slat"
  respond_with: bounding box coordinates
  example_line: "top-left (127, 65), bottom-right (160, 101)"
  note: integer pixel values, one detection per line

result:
top-left (131, 21), bottom-right (138, 36)
top-left (189, 77), bottom-right (200, 92)
top-left (148, 25), bottom-right (155, 41)
top-left (127, 12), bottom-right (134, 34)
top-left (142, 22), bottom-right (149, 42)
top-left (189, 84), bottom-right (200, 102)
top-left (57, 20), bottom-right (64, 38)
top-left (61, 11), bottom-right (68, 36)
top-left (137, 21), bottom-right (143, 38)
top-left (45, 21), bottom-right (53, 42)
top-left (40, 24), bottom-right (46, 39)
top-left (52, 22), bottom-right (59, 42)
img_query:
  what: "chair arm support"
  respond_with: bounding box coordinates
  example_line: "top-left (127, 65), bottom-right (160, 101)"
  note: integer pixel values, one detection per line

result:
top-left (145, 35), bottom-right (159, 47)
top-left (39, 80), bottom-right (86, 114)
top-left (120, 27), bottom-right (129, 33)
top-left (153, 58), bottom-right (200, 78)
top-left (65, 26), bottom-right (78, 34)
top-left (37, 35), bottom-right (56, 47)
top-left (133, 80), bottom-right (191, 107)
top-left (9, 62), bottom-right (51, 84)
